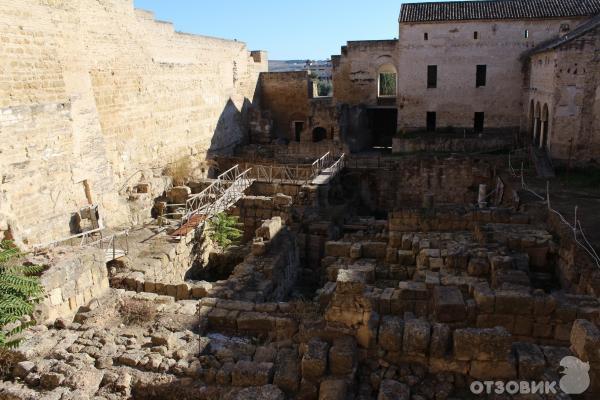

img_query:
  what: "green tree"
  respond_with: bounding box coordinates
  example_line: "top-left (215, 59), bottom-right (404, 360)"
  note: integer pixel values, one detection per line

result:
top-left (206, 213), bottom-right (243, 250)
top-left (0, 241), bottom-right (44, 349)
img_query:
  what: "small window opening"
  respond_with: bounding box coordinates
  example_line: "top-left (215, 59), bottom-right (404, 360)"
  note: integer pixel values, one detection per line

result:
top-left (524, 29), bottom-right (529, 38)
top-left (424, 32), bottom-right (429, 41)
top-left (474, 31), bottom-right (479, 40)
top-left (476, 65), bottom-right (487, 88)
top-left (379, 72), bottom-right (397, 97)
top-left (427, 65), bottom-right (437, 88)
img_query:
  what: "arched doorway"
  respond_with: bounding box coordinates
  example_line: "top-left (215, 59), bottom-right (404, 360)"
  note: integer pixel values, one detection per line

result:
top-left (377, 64), bottom-right (397, 98)
top-left (534, 102), bottom-right (541, 147)
top-left (528, 100), bottom-right (535, 138)
top-left (312, 127), bottom-right (327, 142)
top-left (541, 104), bottom-right (549, 149)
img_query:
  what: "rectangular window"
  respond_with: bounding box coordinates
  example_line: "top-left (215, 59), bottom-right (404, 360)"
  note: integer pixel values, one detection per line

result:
top-left (474, 112), bottom-right (485, 133)
top-left (427, 65), bottom-right (437, 88)
top-left (524, 30), bottom-right (529, 38)
top-left (426, 112), bottom-right (437, 132)
top-left (474, 31), bottom-right (479, 40)
top-left (424, 32), bottom-right (429, 41)
top-left (379, 72), bottom-right (397, 97)
top-left (476, 65), bottom-right (487, 87)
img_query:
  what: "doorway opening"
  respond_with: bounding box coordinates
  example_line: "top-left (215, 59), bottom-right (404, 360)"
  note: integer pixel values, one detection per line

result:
top-left (367, 108), bottom-right (397, 149)
top-left (312, 127), bottom-right (327, 142)
top-left (426, 112), bottom-right (437, 132)
top-left (293, 121), bottom-right (304, 142)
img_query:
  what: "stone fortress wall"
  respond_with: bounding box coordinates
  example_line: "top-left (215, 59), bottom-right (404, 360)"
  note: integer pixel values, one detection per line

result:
top-left (0, 0), bottom-right (267, 247)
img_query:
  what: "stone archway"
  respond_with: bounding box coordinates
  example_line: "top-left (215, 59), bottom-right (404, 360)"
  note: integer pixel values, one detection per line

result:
top-left (533, 102), bottom-right (541, 147)
top-left (541, 103), bottom-right (550, 149)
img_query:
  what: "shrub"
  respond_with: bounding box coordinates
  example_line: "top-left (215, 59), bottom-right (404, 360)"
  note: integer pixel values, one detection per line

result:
top-left (166, 157), bottom-right (192, 186)
top-left (119, 298), bottom-right (157, 326)
top-left (0, 241), bottom-right (44, 349)
top-left (206, 213), bottom-right (243, 250)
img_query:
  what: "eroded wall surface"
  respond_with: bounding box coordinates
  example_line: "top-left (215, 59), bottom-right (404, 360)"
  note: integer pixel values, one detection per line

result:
top-left (527, 24), bottom-right (600, 162)
top-left (0, 0), bottom-right (267, 246)
top-left (260, 72), bottom-right (310, 141)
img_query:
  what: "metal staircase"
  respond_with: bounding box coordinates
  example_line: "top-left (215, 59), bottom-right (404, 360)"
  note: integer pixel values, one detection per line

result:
top-left (170, 165), bottom-right (253, 238)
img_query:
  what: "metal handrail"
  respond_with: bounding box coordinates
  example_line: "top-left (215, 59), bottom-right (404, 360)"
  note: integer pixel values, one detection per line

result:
top-left (34, 227), bottom-right (105, 251)
top-left (180, 166), bottom-right (253, 225)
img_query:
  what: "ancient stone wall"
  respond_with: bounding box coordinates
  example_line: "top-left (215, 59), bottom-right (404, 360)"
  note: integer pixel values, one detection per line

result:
top-left (332, 40), bottom-right (399, 106)
top-left (0, 0), bottom-right (267, 247)
top-left (392, 132), bottom-right (514, 154)
top-left (259, 72), bottom-right (310, 141)
top-left (343, 157), bottom-right (499, 212)
top-left (527, 23), bottom-right (600, 162)
top-left (32, 247), bottom-right (109, 324)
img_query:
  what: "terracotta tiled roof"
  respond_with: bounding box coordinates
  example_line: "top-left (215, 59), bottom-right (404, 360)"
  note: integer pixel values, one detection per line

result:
top-left (399, 0), bottom-right (600, 23)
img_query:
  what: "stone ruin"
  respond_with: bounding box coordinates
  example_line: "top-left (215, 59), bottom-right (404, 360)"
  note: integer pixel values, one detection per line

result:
top-left (1, 1), bottom-right (600, 400)
top-left (2, 154), bottom-right (600, 400)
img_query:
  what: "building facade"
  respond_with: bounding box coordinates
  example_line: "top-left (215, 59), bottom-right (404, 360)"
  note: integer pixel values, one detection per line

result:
top-left (258, 0), bottom-right (600, 162)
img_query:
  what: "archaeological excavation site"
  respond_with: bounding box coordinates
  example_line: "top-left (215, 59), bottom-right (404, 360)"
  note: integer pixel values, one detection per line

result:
top-left (1, 0), bottom-right (600, 399)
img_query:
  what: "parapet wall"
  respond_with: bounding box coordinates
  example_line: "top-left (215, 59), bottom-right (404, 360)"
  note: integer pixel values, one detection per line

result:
top-left (0, 0), bottom-right (267, 247)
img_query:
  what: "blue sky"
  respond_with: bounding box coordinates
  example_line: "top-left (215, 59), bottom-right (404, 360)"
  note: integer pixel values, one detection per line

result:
top-left (133, 0), bottom-right (453, 60)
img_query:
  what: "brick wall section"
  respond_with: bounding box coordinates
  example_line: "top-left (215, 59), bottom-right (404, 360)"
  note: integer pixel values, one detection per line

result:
top-left (0, 0), bottom-right (267, 246)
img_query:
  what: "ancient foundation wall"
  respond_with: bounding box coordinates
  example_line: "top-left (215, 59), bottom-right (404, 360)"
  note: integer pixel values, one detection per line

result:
top-left (343, 157), bottom-right (500, 212)
top-left (0, 0), bottom-right (267, 247)
top-left (33, 247), bottom-right (109, 324)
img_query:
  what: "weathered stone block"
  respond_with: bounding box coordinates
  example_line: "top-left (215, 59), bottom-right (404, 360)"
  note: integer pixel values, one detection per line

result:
top-left (273, 349), bottom-right (299, 394)
top-left (301, 338), bottom-right (329, 380)
top-left (319, 379), bottom-right (347, 400)
top-left (237, 312), bottom-right (275, 333)
top-left (473, 283), bottom-right (495, 313)
top-left (495, 290), bottom-right (532, 315)
top-left (232, 361), bottom-right (274, 387)
top-left (402, 319), bottom-right (430, 355)
top-left (377, 379), bottom-right (410, 400)
top-left (325, 242), bottom-right (351, 258)
top-left (454, 327), bottom-right (511, 361)
top-left (397, 281), bottom-right (427, 300)
top-left (570, 319), bottom-right (600, 362)
top-left (429, 323), bottom-right (451, 358)
top-left (397, 250), bottom-right (415, 266)
top-left (329, 336), bottom-right (356, 375)
top-left (470, 357), bottom-right (517, 380)
top-left (378, 316), bottom-right (404, 352)
top-left (433, 286), bottom-right (466, 323)
top-left (514, 342), bottom-right (546, 380)
top-left (336, 269), bottom-right (366, 294)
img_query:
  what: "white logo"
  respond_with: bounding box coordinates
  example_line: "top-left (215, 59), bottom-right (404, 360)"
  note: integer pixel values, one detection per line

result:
top-left (559, 356), bottom-right (590, 395)
top-left (469, 356), bottom-right (591, 396)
